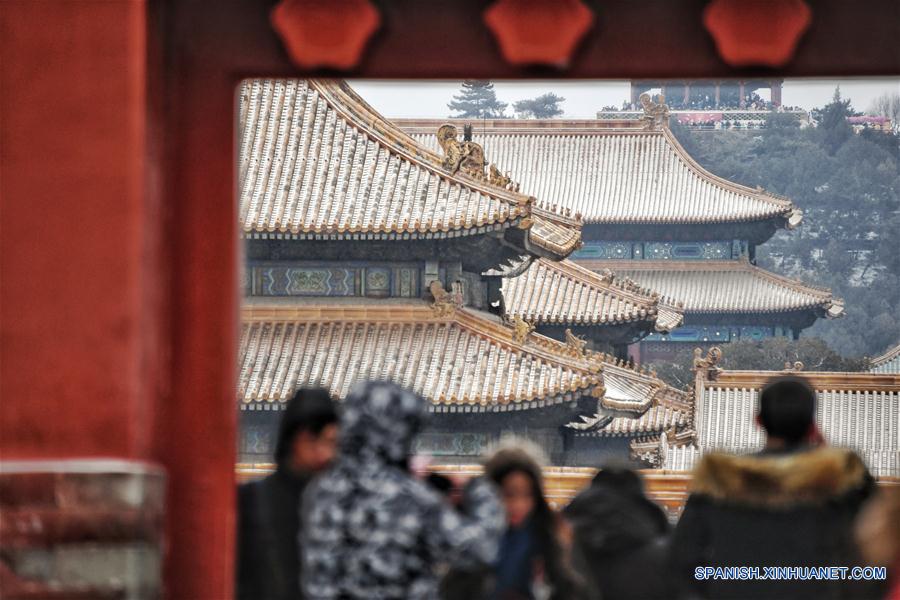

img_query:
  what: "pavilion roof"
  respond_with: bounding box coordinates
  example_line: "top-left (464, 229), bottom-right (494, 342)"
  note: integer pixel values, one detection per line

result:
top-left (661, 369), bottom-right (900, 477)
top-left (568, 363), bottom-right (693, 438)
top-left (399, 118), bottom-right (801, 228)
top-left (870, 343), bottom-right (900, 374)
top-left (239, 80), bottom-right (580, 259)
top-left (501, 258), bottom-right (683, 332)
top-left (577, 259), bottom-right (844, 317)
top-left (238, 301), bottom-right (606, 412)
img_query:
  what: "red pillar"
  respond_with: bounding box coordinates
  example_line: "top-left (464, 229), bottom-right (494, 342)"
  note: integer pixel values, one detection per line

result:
top-left (1, 2), bottom-right (237, 598)
top-left (1, 0), bottom-right (155, 460)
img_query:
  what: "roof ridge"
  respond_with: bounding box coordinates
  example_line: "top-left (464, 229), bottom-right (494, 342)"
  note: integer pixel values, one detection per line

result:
top-left (454, 309), bottom-right (602, 373)
top-left (532, 202), bottom-right (583, 227)
top-left (870, 343), bottom-right (900, 367)
top-left (397, 117), bottom-right (799, 219)
top-left (319, 82), bottom-right (581, 256)
top-left (661, 128), bottom-right (801, 227)
top-left (588, 349), bottom-right (676, 388)
top-left (711, 369), bottom-right (900, 389)
top-left (238, 310), bottom-right (607, 409)
top-left (315, 81), bottom-right (538, 206)
top-left (394, 117), bottom-right (648, 133)
top-left (743, 261), bottom-right (836, 298)
top-left (242, 302), bottom-right (603, 377)
top-left (578, 258), bottom-right (836, 295)
top-left (537, 258), bottom-right (659, 306)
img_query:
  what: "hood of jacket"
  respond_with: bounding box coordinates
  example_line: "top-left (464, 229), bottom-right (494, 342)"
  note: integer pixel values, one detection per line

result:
top-left (338, 380), bottom-right (427, 467)
top-left (691, 446), bottom-right (870, 509)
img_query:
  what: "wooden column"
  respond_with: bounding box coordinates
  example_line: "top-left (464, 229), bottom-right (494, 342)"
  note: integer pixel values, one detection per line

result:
top-left (771, 80), bottom-right (783, 106)
top-left (1, 1), bottom-right (239, 597)
top-left (1, 0), bottom-right (158, 464)
top-left (1, 1), bottom-right (170, 595)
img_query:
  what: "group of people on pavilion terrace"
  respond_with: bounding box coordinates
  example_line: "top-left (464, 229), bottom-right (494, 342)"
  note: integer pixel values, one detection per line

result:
top-left (237, 377), bottom-right (899, 600)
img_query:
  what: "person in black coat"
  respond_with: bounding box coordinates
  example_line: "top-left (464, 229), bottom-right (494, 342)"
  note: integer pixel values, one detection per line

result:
top-left (236, 387), bottom-right (339, 600)
top-left (671, 376), bottom-right (879, 600)
top-left (563, 465), bottom-right (672, 600)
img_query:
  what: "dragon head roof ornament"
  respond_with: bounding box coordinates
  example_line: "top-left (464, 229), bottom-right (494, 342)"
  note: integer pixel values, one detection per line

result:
top-left (437, 123), bottom-right (520, 192)
top-left (693, 346), bottom-right (723, 381)
top-left (639, 92), bottom-right (670, 130)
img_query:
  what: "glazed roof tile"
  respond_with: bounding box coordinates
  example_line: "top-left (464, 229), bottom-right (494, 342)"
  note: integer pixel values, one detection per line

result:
top-left (239, 81), bottom-right (579, 257)
top-left (501, 258), bottom-right (683, 332)
top-left (238, 303), bottom-right (606, 412)
top-left (871, 344), bottom-right (900, 374)
top-left (662, 370), bottom-right (900, 477)
top-left (578, 259), bottom-right (843, 316)
top-left (567, 357), bottom-right (692, 436)
top-left (399, 119), bottom-right (800, 227)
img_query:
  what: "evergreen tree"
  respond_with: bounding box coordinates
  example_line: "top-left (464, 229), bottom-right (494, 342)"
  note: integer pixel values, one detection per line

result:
top-left (512, 93), bottom-right (565, 118)
top-left (669, 101), bottom-right (900, 359)
top-left (817, 86), bottom-right (856, 154)
top-left (447, 80), bottom-right (508, 118)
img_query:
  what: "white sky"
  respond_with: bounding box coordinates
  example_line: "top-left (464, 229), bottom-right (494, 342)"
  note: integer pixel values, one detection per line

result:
top-left (349, 79), bottom-right (900, 119)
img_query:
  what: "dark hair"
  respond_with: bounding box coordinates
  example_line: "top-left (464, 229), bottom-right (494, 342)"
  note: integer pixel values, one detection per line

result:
top-left (274, 387), bottom-right (338, 463)
top-left (485, 448), bottom-right (583, 596)
top-left (425, 472), bottom-right (454, 497)
top-left (592, 464), bottom-right (643, 496)
top-left (758, 376), bottom-right (816, 445)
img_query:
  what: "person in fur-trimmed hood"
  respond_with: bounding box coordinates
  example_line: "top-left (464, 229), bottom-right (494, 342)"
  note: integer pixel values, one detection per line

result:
top-left (671, 376), bottom-right (880, 600)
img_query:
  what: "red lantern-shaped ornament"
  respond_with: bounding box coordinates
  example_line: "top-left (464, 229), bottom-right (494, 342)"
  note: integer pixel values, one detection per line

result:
top-left (270, 0), bottom-right (381, 70)
top-left (703, 0), bottom-right (812, 68)
top-left (483, 0), bottom-right (595, 69)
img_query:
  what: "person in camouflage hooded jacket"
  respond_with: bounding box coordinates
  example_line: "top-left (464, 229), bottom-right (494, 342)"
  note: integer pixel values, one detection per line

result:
top-left (301, 381), bottom-right (505, 599)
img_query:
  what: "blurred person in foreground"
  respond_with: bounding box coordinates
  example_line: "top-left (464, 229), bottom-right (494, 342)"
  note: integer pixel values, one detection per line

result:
top-left (856, 486), bottom-right (900, 600)
top-left (442, 442), bottom-right (586, 600)
top-left (301, 381), bottom-right (505, 599)
top-left (236, 387), bottom-right (339, 600)
top-left (671, 376), bottom-right (878, 600)
top-left (564, 464), bottom-right (671, 599)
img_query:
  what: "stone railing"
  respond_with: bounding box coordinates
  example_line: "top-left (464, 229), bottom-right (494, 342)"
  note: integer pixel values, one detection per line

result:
top-left (0, 460), bottom-right (165, 600)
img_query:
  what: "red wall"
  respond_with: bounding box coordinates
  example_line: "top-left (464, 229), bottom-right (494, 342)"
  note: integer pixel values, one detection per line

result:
top-left (1, 1), bottom-right (154, 459)
top-left (1, 2), bottom-right (236, 598)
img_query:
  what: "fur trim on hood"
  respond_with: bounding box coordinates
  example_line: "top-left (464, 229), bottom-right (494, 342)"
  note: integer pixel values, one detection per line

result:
top-left (691, 447), bottom-right (870, 509)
